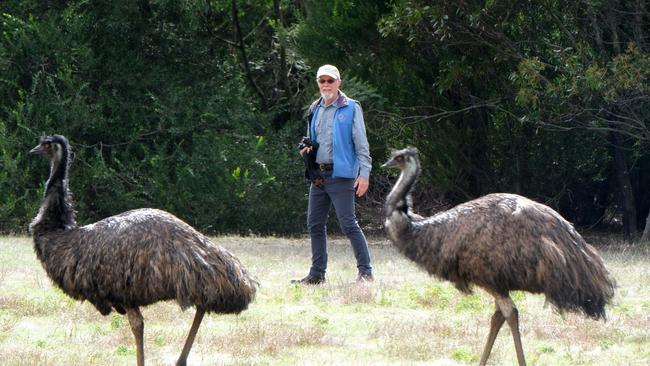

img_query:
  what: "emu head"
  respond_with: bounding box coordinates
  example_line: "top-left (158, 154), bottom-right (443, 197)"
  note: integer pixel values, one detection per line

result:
top-left (30, 135), bottom-right (70, 163)
top-left (382, 147), bottom-right (419, 171)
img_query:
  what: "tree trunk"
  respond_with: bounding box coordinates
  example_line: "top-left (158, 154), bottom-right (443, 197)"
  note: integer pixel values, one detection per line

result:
top-left (633, 0), bottom-right (646, 46)
top-left (273, 0), bottom-right (289, 97)
top-left (641, 210), bottom-right (650, 242)
top-left (610, 131), bottom-right (637, 239)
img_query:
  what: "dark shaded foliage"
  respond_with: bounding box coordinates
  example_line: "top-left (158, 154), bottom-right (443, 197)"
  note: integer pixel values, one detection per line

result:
top-left (0, 1), bottom-right (308, 234)
top-left (2, 1), bottom-right (650, 238)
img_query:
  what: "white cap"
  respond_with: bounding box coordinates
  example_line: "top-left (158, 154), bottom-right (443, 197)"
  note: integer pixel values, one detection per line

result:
top-left (316, 64), bottom-right (340, 80)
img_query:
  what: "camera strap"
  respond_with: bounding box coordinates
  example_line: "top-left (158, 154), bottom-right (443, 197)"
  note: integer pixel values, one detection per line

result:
top-left (303, 107), bottom-right (323, 186)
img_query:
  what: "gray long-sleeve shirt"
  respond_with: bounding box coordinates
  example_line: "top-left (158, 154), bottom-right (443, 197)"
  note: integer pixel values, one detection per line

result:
top-left (308, 91), bottom-right (372, 179)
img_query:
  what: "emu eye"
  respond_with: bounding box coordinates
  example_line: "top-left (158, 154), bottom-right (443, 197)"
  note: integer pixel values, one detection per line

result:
top-left (43, 142), bottom-right (51, 149)
top-left (396, 156), bottom-right (403, 161)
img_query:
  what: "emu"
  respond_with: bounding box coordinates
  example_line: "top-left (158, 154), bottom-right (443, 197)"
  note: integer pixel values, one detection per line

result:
top-left (382, 147), bottom-right (615, 366)
top-left (29, 135), bottom-right (257, 366)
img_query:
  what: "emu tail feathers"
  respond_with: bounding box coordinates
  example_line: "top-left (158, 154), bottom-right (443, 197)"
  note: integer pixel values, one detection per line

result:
top-left (173, 243), bottom-right (258, 315)
top-left (545, 243), bottom-right (615, 320)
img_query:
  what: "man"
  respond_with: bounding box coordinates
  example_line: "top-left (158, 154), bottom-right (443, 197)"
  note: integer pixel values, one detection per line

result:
top-left (292, 64), bottom-right (373, 285)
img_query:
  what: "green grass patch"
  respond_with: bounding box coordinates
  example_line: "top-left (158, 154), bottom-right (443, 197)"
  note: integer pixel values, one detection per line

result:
top-left (0, 235), bottom-right (648, 365)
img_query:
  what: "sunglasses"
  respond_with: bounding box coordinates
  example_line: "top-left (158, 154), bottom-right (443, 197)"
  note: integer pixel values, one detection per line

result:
top-left (318, 78), bottom-right (337, 84)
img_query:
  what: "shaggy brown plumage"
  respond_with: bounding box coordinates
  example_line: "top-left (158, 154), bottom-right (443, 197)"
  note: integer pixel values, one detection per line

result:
top-left (30, 135), bottom-right (257, 366)
top-left (383, 147), bottom-right (615, 366)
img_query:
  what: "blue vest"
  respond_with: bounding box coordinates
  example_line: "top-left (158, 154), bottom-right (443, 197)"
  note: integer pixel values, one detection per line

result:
top-left (310, 100), bottom-right (359, 178)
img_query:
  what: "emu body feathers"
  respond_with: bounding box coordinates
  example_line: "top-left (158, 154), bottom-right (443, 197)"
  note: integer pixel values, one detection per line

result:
top-left (391, 192), bottom-right (611, 318)
top-left (33, 208), bottom-right (255, 316)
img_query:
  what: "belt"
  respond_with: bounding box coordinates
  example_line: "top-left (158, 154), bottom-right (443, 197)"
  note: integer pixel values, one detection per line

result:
top-left (319, 163), bottom-right (333, 172)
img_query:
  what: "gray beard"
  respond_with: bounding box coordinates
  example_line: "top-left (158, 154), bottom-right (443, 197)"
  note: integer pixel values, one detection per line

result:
top-left (321, 92), bottom-right (335, 101)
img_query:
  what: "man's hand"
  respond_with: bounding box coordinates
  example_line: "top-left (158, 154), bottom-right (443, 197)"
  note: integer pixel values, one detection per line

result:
top-left (354, 177), bottom-right (369, 197)
top-left (299, 146), bottom-right (312, 156)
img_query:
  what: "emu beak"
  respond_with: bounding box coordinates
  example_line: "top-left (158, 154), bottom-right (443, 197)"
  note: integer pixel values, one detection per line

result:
top-left (382, 159), bottom-right (397, 169)
top-left (30, 144), bottom-right (45, 154)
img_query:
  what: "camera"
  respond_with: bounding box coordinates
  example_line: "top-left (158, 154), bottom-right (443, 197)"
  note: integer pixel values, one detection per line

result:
top-left (298, 136), bottom-right (316, 150)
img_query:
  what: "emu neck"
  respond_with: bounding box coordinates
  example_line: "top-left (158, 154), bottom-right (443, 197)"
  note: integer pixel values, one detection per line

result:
top-left (31, 147), bottom-right (77, 235)
top-left (385, 159), bottom-right (420, 248)
top-left (385, 160), bottom-right (419, 216)
top-left (47, 149), bottom-right (67, 189)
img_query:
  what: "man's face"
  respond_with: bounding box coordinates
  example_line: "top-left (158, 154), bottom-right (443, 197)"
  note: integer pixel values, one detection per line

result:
top-left (317, 76), bottom-right (340, 101)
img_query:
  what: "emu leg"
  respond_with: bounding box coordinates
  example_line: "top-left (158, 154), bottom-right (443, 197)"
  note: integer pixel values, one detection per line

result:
top-left (176, 308), bottom-right (206, 366)
top-left (490, 296), bottom-right (526, 366)
top-left (505, 307), bottom-right (526, 366)
top-left (126, 307), bottom-right (145, 366)
top-left (479, 308), bottom-right (506, 366)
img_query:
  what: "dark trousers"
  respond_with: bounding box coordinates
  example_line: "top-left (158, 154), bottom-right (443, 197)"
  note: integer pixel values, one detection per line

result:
top-left (307, 171), bottom-right (372, 278)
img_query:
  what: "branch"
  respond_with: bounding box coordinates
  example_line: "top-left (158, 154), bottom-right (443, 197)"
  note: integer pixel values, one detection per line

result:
top-left (370, 99), bottom-right (501, 138)
top-left (231, 0), bottom-right (267, 108)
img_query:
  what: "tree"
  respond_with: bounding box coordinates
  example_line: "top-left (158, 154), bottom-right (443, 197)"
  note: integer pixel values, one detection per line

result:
top-left (510, 1), bottom-right (650, 238)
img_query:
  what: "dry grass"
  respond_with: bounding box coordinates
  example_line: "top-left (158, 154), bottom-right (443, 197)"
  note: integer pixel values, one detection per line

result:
top-left (0, 235), bottom-right (648, 365)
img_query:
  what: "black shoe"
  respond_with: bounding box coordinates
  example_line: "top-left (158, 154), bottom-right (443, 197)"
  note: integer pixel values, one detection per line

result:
top-left (356, 273), bottom-right (374, 283)
top-left (291, 274), bottom-right (326, 285)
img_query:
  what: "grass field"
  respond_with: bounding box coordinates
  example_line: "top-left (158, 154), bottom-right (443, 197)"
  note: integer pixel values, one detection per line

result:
top-left (0, 234), bottom-right (648, 365)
